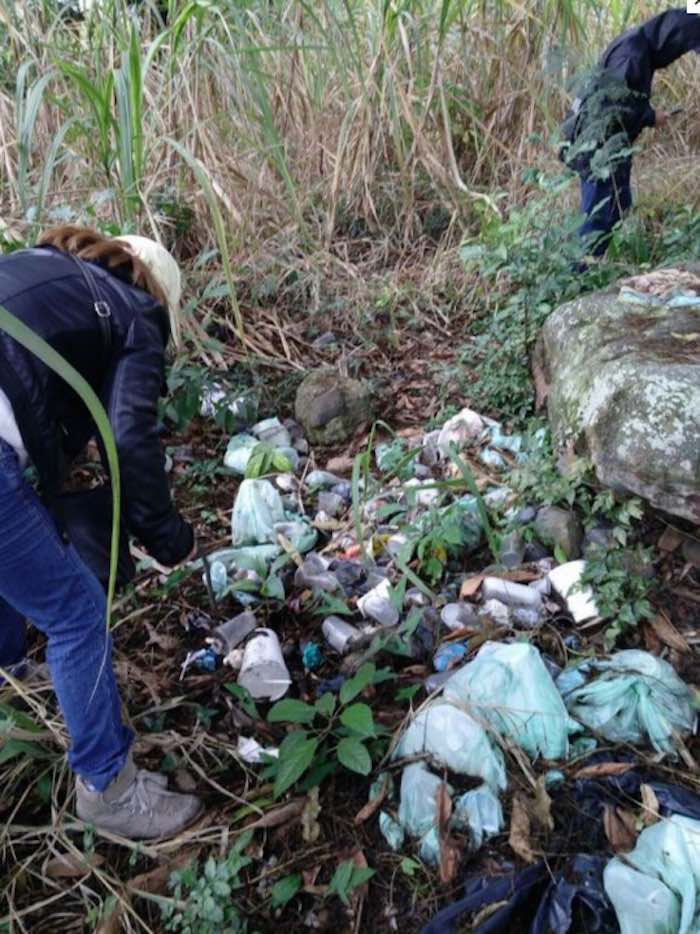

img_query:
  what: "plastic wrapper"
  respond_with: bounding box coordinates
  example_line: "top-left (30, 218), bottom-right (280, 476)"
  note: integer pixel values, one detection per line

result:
top-left (444, 642), bottom-right (580, 760)
top-left (561, 650), bottom-right (696, 755)
top-left (394, 701), bottom-right (507, 791)
top-left (397, 763), bottom-right (448, 838)
top-left (452, 783), bottom-right (504, 850)
top-left (223, 433), bottom-right (258, 475)
top-left (231, 479), bottom-right (286, 546)
top-left (604, 816), bottom-right (700, 934)
top-left (379, 811), bottom-right (405, 851)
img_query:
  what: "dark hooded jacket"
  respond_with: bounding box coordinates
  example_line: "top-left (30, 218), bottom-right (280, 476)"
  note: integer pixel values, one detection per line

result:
top-left (561, 8), bottom-right (700, 169)
top-left (0, 245), bottom-right (193, 567)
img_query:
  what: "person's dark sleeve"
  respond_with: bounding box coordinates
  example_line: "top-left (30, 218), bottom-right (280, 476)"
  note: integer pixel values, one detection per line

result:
top-left (641, 102), bottom-right (656, 128)
top-left (103, 313), bottom-right (193, 567)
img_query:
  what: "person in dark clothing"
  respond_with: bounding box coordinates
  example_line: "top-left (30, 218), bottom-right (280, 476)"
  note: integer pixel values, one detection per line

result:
top-left (561, 8), bottom-right (700, 257)
top-left (0, 226), bottom-right (202, 838)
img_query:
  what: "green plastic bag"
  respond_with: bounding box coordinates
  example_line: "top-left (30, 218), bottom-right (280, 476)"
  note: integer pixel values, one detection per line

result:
top-left (231, 479), bottom-right (285, 546)
top-left (444, 642), bottom-right (581, 760)
top-left (604, 815), bottom-right (700, 934)
top-left (562, 650), bottom-right (696, 755)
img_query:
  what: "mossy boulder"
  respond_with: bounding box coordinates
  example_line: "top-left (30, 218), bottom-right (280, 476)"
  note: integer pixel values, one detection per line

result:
top-left (538, 281), bottom-right (700, 522)
top-left (295, 369), bottom-right (372, 446)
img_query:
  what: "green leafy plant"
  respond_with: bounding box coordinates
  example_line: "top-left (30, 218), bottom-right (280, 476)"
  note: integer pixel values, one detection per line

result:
top-left (326, 859), bottom-right (375, 906)
top-left (263, 663), bottom-right (388, 797)
top-left (582, 544), bottom-right (654, 648)
top-left (161, 831), bottom-right (253, 934)
top-left (244, 442), bottom-right (292, 479)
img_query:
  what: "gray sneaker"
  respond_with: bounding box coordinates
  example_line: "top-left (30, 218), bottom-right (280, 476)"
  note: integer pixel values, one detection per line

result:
top-left (76, 755), bottom-right (203, 839)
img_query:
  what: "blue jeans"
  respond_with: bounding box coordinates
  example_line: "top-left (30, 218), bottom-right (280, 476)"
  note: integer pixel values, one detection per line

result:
top-left (0, 439), bottom-right (132, 790)
top-left (578, 161), bottom-right (632, 257)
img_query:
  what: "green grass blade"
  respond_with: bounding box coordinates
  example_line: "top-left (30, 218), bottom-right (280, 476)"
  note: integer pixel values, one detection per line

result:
top-left (0, 305), bottom-right (121, 627)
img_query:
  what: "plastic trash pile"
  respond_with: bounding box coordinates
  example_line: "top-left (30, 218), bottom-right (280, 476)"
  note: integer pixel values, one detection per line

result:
top-left (182, 392), bottom-right (699, 930)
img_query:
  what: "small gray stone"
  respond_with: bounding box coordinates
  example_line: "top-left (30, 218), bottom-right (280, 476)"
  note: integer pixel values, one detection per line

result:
top-left (318, 491), bottom-right (345, 517)
top-left (413, 464), bottom-right (433, 480)
top-left (524, 541), bottom-right (551, 562)
top-left (514, 506), bottom-right (537, 525)
top-left (331, 482), bottom-right (352, 502)
top-left (295, 369), bottom-right (372, 445)
top-left (533, 506), bottom-right (583, 559)
top-left (583, 523), bottom-right (616, 556)
top-left (682, 538), bottom-right (700, 568)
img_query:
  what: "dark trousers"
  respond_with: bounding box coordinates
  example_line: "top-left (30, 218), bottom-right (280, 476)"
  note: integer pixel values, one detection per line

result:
top-left (578, 161), bottom-right (632, 257)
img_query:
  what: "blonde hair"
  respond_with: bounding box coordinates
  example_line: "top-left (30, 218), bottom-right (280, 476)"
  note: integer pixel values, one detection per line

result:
top-left (38, 225), bottom-right (173, 330)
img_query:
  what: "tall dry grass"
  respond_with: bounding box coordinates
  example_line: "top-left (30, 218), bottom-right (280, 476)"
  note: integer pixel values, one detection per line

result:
top-left (0, 0), bottom-right (698, 347)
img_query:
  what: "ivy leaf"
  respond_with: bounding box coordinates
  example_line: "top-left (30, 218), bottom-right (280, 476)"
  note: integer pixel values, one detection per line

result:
top-left (270, 873), bottom-right (302, 908)
top-left (340, 663), bottom-right (376, 705)
top-left (315, 692), bottom-right (336, 718)
top-left (268, 700), bottom-right (317, 724)
top-left (274, 732), bottom-right (318, 797)
top-left (336, 737), bottom-right (371, 775)
top-left (339, 703), bottom-right (376, 737)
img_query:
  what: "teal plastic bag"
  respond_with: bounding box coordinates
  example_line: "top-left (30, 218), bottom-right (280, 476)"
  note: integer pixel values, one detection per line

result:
top-left (394, 700), bottom-right (507, 790)
top-left (562, 650), bottom-right (696, 755)
top-left (231, 479), bottom-right (285, 546)
top-left (604, 815), bottom-right (700, 934)
top-left (452, 783), bottom-right (504, 850)
top-left (444, 642), bottom-right (581, 760)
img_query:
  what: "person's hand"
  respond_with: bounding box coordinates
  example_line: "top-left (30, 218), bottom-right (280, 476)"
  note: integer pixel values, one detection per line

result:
top-left (655, 109), bottom-right (670, 128)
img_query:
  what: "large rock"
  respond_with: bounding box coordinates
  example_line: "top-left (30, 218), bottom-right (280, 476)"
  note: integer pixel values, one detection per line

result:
top-left (295, 369), bottom-right (372, 446)
top-left (539, 281), bottom-right (700, 522)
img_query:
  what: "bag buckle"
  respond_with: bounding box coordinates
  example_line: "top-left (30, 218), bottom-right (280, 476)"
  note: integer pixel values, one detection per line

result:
top-left (94, 301), bottom-right (111, 319)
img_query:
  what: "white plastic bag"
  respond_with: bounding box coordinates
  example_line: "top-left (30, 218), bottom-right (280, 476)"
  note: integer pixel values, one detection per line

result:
top-left (444, 642), bottom-right (580, 760)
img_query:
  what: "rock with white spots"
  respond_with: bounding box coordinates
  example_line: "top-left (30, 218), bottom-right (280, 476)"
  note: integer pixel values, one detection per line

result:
top-left (539, 277), bottom-right (700, 522)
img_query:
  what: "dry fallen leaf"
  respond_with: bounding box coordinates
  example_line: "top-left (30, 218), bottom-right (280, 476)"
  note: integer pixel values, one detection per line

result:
top-left (247, 799), bottom-right (305, 830)
top-left (144, 622), bottom-right (180, 652)
top-left (658, 526), bottom-right (684, 553)
top-left (353, 773), bottom-right (391, 826)
top-left (572, 761), bottom-right (635, 781)
top-left (436, 783), bottom-right (462, 885)
top-left (603, 805), bottom-right (637, 853)
top-left (302, 786), bottom-right (322, 843)
top-left (532, 776), bottom-right (554, 833)
top-left (640, 784), bottom-right (660, 826)
top-left (460, 575), bottom-right (485, 599)
top-left (44, 851), bottom-right (105, 879)
top-left (648, 612), bottom-right (690, 653)
top-left (509, 793), bottom-right (538, 864)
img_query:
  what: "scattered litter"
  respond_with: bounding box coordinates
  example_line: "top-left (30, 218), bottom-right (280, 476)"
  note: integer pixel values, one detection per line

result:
top-left (433, 642), bottom-right (468, 672)
top-left (238, 628), bottom-right (291, 701)
top-left (560, 650), bottom-right (696, 755)
top-left (604, 816), bottom-right (700, 934)
top-left (437, 408), bottom-right (485, 455)
top-left (251, 417), bottom-right (292, 448)
top-left (394, 702), bottom-right (507, 790)
top-left (452, 783), bottom-right (504, 850)
top-left (322, 616), bottom-right (361, 654)
top-left (444, 642), bottom-right (580, 760)
top-left (231, 479), bottom-right (286, 546)
top-left (238, 736), bottom-right (279, 764)
top-left (379, 811), bottom-right (405, 851)
top-left (306, 470), bottom-right (342, 490)
top-left (357, 578), bottom-right (399, 627)
top-left (479, 598), bottom-right (511, 626)
top-left (295, 553), bottom-right (340, 594)
top-left (223, 433), bottom-right (258, 474)
top-left (548, 560), bottom-right (599, 622)
top-left (424, 670), bottom-right (457, 693)
top-left (481, 577), bottom-right (543, 611)
top-left (440, 602), bottom-right (479, 631)
top-left (302, 642), bottom-right (324, 670)
top-left (180, 647), bottom-right (218, 679)
top-left (207, 611), bottom-right (257, 654)
top-left (397, 763), bottom-right (449, 839)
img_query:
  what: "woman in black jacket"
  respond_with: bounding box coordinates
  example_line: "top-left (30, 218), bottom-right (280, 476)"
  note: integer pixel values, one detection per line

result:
top-left (562, 8), bottom-right (700, 258)
top-left (0, 226), bottom-right (202, 838)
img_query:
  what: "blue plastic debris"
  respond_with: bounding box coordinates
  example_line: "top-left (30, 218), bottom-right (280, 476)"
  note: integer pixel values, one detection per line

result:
top-left (433, 642), bottom-right (468, 672)
top-left (302, 642), bottom-right (324, 671)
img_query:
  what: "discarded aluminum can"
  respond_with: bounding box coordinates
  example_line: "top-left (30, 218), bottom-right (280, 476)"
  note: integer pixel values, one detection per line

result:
top-left (238, 628), bottom-right (291, 701)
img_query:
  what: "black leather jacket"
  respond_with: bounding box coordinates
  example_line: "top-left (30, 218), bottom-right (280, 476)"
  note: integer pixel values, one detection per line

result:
top-left (0, 245), bottom-right (193, 567)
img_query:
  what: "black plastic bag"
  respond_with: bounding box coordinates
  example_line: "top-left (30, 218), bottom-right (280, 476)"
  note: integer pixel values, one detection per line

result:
top-left (50, 487), bottom-right (135, 591)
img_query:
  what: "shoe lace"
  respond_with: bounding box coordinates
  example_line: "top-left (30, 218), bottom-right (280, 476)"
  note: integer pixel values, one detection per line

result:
top-left (116, 769), bottom-right (161, 816)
